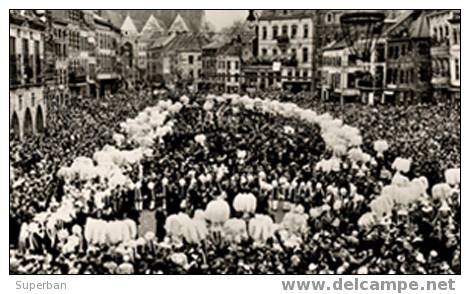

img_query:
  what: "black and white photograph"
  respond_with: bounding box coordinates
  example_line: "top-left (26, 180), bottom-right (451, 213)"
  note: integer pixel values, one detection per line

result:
top-left (9, 8), bottom-right (461, 276)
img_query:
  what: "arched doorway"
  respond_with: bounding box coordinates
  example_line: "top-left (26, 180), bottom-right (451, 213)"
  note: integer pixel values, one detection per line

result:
top-left (11, 112), bottom-right (20, 137)
top-left (36, 105), bottom-right (44, 133)
top-left (23, 108), bottom-right (33, 137)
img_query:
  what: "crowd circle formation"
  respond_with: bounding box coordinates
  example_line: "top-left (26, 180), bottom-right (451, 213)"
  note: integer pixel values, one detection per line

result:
top-left (10, 89), bottom-right (460, 274)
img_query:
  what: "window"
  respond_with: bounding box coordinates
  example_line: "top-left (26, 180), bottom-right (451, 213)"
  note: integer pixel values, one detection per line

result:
top-left (282, 25), bottom-right (288, 36)
top-left (433, 60), bottom-right (440, 76)
top-left (408, 69), bottom-right (414, 83)
top-left (453, 29), bottom-right (459, 45)
top-left (273, 26), bottom-right (279, 39)
top-left (262, 27), bottom-right (267, 40)
top-left (455, 58), bottom-right (460, 80)
top-left (227, 61), bottom-right (231, 69)
top-left (326, 13), bottom-right (333, 23)
top-left (445, 26), bottom-right (449, 37)
top-left (10, 36), bottom-right (16, 56)
top-left (291, 48), bottom-right (297, 59)
top-left (399, 70), bottom-right (405, 84)
top-left (235, 61), bottom-right (239, 69)
top-left (302, 48), bottom-right (309, 63)
top-left (439, 27), bottom-right (444, 41)
top-left (31, 92), bottom-right (35, 106)
top-left (375, 44), bottom-right (385, 62)
top-left (34, 40), bottom-right (40, 81)
top-left (347, 73), bottom-right (355, 88)
top-left (401, 44), bottom-right (407, 56)
top-left (303, 24), bottom-right (309, 38)
top-left (386, 68), bottom-right (392, 84)
top-left (291, 25), bottom-right (297, 38)
top-left (388, 46), bottom-right (394, 59)
top-left (188, 55), bottom-right (194, 64)
top-left (262, 48), bottom-right (267, 56)
top-left (442, 59), bottom-right (449, 76)
top-left (273, 48), bottom-right (278, 56)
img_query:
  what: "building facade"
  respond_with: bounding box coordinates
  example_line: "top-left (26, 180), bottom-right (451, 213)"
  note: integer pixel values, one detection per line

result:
top-left (201, 39), bottom-right (226, 92)
top-left (428, 10), bottom-right (460, 102)
top-left (10, 10), bottom-right (47, 139)
top-left (448, 12), bottom-right (460, 100)
top-left (246, 10), bottom-right (315, 92)
top-left (320, 41), bottom-right (361, 102)
top-left (43, 10), bottom-right (70, 107)
top-left (120, 15), bottom-right (140, 89)
top-left (385, 11), bottom-right (432, 103)
top-left (94, 14), bottom-right (121, 97)
top-left (313, 10), bottom-right (345, 96)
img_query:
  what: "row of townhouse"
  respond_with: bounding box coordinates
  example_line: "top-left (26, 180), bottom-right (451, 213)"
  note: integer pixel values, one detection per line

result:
top-left (10, 9), bottom-right (203, 139)
top-left (320, 10), bottom-right (460, 105)
top-left (10, 9), bottom-right (121, 139)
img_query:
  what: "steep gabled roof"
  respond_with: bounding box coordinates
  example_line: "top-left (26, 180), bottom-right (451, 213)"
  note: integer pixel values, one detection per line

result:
top-left (384, 10), bottom-right (430, 39)
top-left (141, 14), bottom-right (166, 36)
top-left (121, 14), bottom-right (138, 35)
top-left (168, 13), bottom-right (190, 34)
top-left (409, 12), bottom-right (430, 38)
top-left (382, 10), bottom-right (415, 37)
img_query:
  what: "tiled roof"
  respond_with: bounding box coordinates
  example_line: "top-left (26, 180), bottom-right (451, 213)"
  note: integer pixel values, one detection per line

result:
top-left (203, 35), bottom-right (230, 50)
top-left (149, 34), bottom-right (176, 49)
top-left (258, 10), bottom-right (314, 21)
top-left (165, 33), bottom-right (210, 52)
top-left (409, 12), bottom-right (430, 38)
top-left (323, 39), bottom-right (348, 51)
top-left (382, 10), bottom-right (415, 36)
top-left (384, 10), bottom-right (430, 39)
top-left (219, 41), bottom-right (241, 56)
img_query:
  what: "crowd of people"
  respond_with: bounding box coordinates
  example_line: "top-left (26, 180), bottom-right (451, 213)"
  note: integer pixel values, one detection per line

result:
top-left (9, 89), bottom-right (163, 244)
top-left (10, 89), bottom-right (460, 274)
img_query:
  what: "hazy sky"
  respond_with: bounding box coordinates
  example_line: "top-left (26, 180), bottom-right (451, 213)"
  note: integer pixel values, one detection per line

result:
top-left (205, 10), bottom-right (247, 31)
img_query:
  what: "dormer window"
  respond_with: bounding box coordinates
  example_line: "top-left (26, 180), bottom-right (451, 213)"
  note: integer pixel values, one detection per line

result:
top-left (326, 13), bottom-right (333, 23)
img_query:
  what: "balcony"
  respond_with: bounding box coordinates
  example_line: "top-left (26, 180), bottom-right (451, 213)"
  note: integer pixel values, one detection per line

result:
top-left (431, 37), bottom-right (450, 48)
top-left (245, 56), bottom-right (298, 67)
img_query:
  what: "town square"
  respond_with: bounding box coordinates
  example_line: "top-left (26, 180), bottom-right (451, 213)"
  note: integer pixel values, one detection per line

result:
top-left (9, 9), bottom-right (460, 274)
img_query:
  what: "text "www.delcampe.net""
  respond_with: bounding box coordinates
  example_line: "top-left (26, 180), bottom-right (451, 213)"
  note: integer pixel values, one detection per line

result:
top-left (281, 278), bottom-right (457, 293)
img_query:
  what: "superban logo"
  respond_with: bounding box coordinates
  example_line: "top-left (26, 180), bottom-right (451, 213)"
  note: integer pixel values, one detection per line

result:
top-left (15, 281), bottom-right (67, 291)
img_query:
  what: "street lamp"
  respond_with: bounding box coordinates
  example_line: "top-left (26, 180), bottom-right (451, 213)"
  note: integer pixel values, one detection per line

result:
top-left (246, 10), bottom-right (257, 30)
